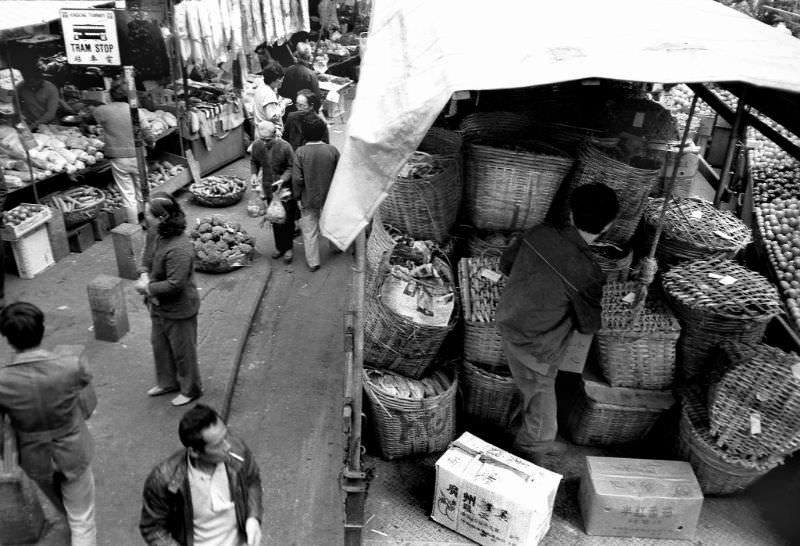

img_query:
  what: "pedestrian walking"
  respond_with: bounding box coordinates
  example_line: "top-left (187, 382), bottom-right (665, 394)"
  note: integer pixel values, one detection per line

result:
top-left (135, 192), bottom-right (202, 407)
top-left (252, 61), bottom-right (291, 139)
top-left (250, 120), bottom-right (297, 263)
top-left (0, 302), bottom-right (97, 545)
top-left (283, 89), bottom-right (329, 151)
top-left (139, 404), bottom-right (263, 546)
top-left (496, 183), bottom-right (619, 467)
top-left (292, 112), bottom-right (339, 271)
top-left (279, 42), bottom-right (320, 120)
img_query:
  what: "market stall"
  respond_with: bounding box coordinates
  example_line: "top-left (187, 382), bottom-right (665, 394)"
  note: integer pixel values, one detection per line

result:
top-left (323, 0), bottom-right (800, 544)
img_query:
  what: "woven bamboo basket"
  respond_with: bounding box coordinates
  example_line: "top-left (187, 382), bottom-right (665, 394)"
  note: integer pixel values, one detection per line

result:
top-left (566, 143), bottom-right (660, 247)
top-left (45, 186), bottom-right (106, 229)
top-left (366, 213), bottom-right (395, 275)
top-left (458, 359), bottom-right (519, 432)
top-left (661, 258), bottom-right (781, 383)
top-left (594, 282), bottom-right (681, 390)
top-left (363, 255), bottom-right (459, 379)
top-left (458, 256), bottom-right (508, 371)
top-left (607, 97), bottom-right (679, 141)
top-left (363, 365), bottom-right (457, 460)
top-left (566, 368), bottom-right (675, 446)
top-left (530, 121), bottom-right (603, 154)
top-left (707, 342), bottom-right (800, 460)
top-left (418, 126), bottom-right (463, 158)
top-left (195, 250), bottom-right (253, 273)
top-left (464, 140), bottom-right (573, 231)
top-left (589, 242), bottom-right (633, 283)
top-left (379, 153), bottom-right (461, 243)
top-left (644, 197), bottom-right (751, 265)
top-left (466, 230), bottom-right (518, 258)
top-left (677, 388), bottom-right (783, 495)
top-left (458, 111), bottom-right (533, 142)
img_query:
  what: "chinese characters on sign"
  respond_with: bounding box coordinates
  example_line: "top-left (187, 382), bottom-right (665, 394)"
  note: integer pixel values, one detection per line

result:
top-left (60, 9), bottom-right (120, 66)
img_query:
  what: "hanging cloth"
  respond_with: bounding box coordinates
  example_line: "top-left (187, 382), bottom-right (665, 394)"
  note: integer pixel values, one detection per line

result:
top-left (262, 0), bottom-right (277, 46)
top-left (228, 0), bottom-right (244, 55)
top-left (186, 0), bottom-right (205, 65)
top-left (173, 2), bottom-right (192, 62)
top-left (251, 0), bottom-right (265, 47)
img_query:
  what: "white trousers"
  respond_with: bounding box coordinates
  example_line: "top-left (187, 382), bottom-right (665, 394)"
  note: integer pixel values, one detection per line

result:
top-left (110, 157), bottom-right (142, 223)
top-left (63, 467), bottom-right (97, 546)
top-left (299, 208), bottom-right (321, 268)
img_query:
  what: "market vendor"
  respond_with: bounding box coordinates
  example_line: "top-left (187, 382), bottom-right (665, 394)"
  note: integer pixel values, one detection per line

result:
top-left (279, 42), bottom-right (320, 119)
top-left (15, 66), bottom-right (60, 128)
top-left (496, 183), bottom-right (619, 467)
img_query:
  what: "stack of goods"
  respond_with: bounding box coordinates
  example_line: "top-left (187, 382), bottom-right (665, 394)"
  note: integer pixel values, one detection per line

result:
top-left (42, 186), bottom-right (106, 230)
top-left (589, 241), bottom-right (632, 283)
top-left (362, 366), bottom-right (456, 460)
top-left (379, 126), bottom-right (462, 244)
top-left (645, 140), bottom-right (701, 198)
top-left (189, 216), bottom-right (255, 273)
top-left (566, 142), bottom-right (660, 247)
top-left (146, 158), bottom-right (187, 190)
top-left (593, 282), bottom-right (681, 391)
top-left (644, 197), bottom-right (751, 266)
top-left (754, 197), bottom-right (800, 332)
top-left (661, 258), bottom-right (782, 383)
top-left (188, 176), bottom-right (247, 207)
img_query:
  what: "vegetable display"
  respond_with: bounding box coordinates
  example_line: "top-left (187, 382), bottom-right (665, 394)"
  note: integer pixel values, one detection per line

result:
top-left (2, 203), bottom-right (49, 228)
top-left (458, 256), bottom-right (506, 323)
top-left (44, 186), bottom-right (105, 213)
top-left (755, 198), bottom-right (800, 329)
top-left (101, 187), bottom-right (126, 211)
top-left (190, 215), bottom-right (255, 271)
top-left (365, 368), bottom-right (451, 399)
top-left (146, 159), bottom-right (186, 189)
top-left (189, 176), bottom-right (246, 198)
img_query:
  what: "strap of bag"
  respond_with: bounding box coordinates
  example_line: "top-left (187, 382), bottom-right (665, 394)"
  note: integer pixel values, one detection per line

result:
top-left (522, 238), bottom-right (578, 294)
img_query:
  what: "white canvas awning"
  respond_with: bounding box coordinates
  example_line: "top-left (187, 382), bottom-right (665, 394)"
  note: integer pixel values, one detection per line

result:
top-left (320, 0), bottom-right (800, 248)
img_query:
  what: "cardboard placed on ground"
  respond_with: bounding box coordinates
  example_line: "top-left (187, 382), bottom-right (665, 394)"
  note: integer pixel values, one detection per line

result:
top-left (579, 456), bottom-right (703, 540)
top-left (556, 331), bottom-right (593, 374)
top-left (431, 432), bottom-right (562, 546)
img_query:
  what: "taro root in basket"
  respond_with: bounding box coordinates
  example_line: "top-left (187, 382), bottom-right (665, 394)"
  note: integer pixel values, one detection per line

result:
top-left (644, 196), bottom-right (751, 265)
top-left (677, 388), bottom-right (784, 496)
top-left (707, 342), bottom-right (800, 461)
top-left (661, 258), bottom-right (782, 383)
top-left (594, 281), bottom-right (681, 390)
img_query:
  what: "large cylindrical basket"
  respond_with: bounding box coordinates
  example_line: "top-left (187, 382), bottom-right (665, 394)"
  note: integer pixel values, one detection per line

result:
top-left (458, 359), bottom-right (518, 433)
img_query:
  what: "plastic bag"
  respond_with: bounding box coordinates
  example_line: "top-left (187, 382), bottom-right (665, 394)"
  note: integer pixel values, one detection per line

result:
top-left (265, 198), bottom-right (287, 224)
top-left (246, 197), bottom-right (266, 217)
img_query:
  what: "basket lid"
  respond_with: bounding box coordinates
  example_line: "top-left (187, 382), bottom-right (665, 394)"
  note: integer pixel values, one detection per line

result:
top-left (581, 366), bottom-right (675, 409)
top-left (645, 197), bottom-right (751, 252)
top-left (661, 258), bottom-right (781, 321)
top-left (599, 281), bottom-right (681, 332)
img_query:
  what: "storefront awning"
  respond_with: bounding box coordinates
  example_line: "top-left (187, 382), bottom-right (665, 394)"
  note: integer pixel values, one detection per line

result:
top-left (320, 0), bottom-right (800, 249)
top-left (0, 1), bottom-right (114, 34)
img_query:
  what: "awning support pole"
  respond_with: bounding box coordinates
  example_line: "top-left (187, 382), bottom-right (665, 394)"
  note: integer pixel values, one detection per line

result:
top-left (714, 86), bottom-right (748, 207)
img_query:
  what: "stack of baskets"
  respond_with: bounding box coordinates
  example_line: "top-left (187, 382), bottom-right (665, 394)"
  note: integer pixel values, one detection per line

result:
top-left (566, 142), bottom-right (661, 247)
top-left (378, 127), bottom-right (463, 244)
top-left (677, 387), bottom-right (785, 495)
top-left (362, 365), bottom-right (457, 460)
top-left (643, 197), bottom-right (751, 266)
top-left (593, 281), bottom-right (682, 391)
top-left (661, 258), bottom-right (782, 383)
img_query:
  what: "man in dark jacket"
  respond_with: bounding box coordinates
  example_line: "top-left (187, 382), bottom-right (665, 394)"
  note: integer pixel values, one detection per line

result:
top-left (0, 302), bottom-right (97, 545)
top-left (278, 42), bottom-right (320, 119)
top-left (140, 404), bottom-right (263, 546)
top-left (496, 183), bottom-right (619, 466)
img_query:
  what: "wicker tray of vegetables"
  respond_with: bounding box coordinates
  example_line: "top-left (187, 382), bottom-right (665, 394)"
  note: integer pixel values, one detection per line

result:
top-left (190, 215), bottom-right (255, 273)
top-left (43, 185), bottom-right (106, 229)
top-left (189, 176), bottom-right (247, 207)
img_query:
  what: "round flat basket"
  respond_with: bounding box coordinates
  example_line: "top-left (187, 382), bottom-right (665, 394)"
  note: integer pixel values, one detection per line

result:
top-left (708, 342), bottom-right (800, 460)
top-left (45, 186), bottom-right (107, 229)
top-left (458, 359), bottom-right (518, 433)
top-left (661, 258), bottom-right (781, 383)
top-left (363, 365), bottom-right (457, 460)
top-left (464, 140), bottom-right (573, 232)
top-left (677, 388), bottom-right (783, 495)
top-left (644, 197), bottom-right (751, 265)
top-left (195, 250), bottom-right (253, 274)
top-left (189, 176), bottom-right (247, 207)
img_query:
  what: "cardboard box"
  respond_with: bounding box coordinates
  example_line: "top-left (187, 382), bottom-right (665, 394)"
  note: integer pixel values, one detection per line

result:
top-left (556, 331), bottom-right (593, 374)
top-left (431, 432), bottom-right (562, 546)
top-left (579, 456), bottom-right (703, 541)
top-left (6, 225), bottom-right (54, 279)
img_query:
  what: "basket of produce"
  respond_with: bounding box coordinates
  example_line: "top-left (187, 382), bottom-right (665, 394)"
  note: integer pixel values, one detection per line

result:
top-left (466, 230), bottom-right (519, 258)
top-left (1, 203), bottom-right (53, 241)
top-left (458, 359), bottom-right (518, 434)
top-left (594, 281), bottom-right (681, 390)
top-left (458, 111), bottom-right (533, 142)
top-left (363, 364), bottom-right (457, 460)
top-left (565, 142), bottom-right (661, 247)
top-left (677, 388), bottom-right (784, 495)
top-left (644, 197), bottom-right (751, 265)
top-left (589, 241), bottom-right (633, 283)
top-left (565, 366), bottom-right (675, 446)
top-left (189, 176), bottom-right (247, 207)
top-left (707, 342), bottom-right (800, 461)
top-left (661, 258), bottom-right (782, 383)
top-left (189, 215), bottom-right (255, 273)
top-left (464, 139), bottom-right (573, 232)
top-left (379, 150), bottom-right (461, 243)
top-left (364, 250), bottom-right (459, 379)
top-left (43, 185), bottom-right (106, 229)
top-left (146, 158), bottom-right (187, 190)
top-left (458, 256), bottom-right (508, 372)
top-left (645, 141), bottom-right (701, 198)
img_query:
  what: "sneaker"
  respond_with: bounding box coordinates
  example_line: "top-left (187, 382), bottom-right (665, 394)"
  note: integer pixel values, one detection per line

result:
top-left (171, 393), bottom-right (198, 406)
top-left (283, 250), bottom-right (293, 264)
top-left (271, 250), bottom-right (285, 259)
top-left (147, 385), bottom-right (179, 397)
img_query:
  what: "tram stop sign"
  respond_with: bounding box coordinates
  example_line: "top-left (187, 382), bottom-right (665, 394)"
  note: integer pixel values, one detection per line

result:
top-left (60, 9), bottom-right (120, 66)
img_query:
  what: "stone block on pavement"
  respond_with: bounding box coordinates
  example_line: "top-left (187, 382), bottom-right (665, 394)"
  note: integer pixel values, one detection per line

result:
top-left (111, 223), bottom-right (144, 280)
top-left (87, 275), bottom-right (129, 342)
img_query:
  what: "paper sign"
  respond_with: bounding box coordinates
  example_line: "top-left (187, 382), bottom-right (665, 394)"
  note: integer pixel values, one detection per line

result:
top-left (718, 275), bottom-right (737, 286)
top-left (750, 412), bottom-right (762, 435)
top-left (622, 291), bottom-right (637, 305)
top-left (479, 268), bottom-right (501, 283)
top-left (713, 230), bottom-right (734, 241)
top-left (632, 112), bottom-right (645, 128)
top-left (791, 363), bottom-right (800, 381)
top-left (690, 210), bottom-right (703, 220)
top-left (708, 273), bottom-right (723, 279)
top-left (61, 9), bottom-right (120, 66)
